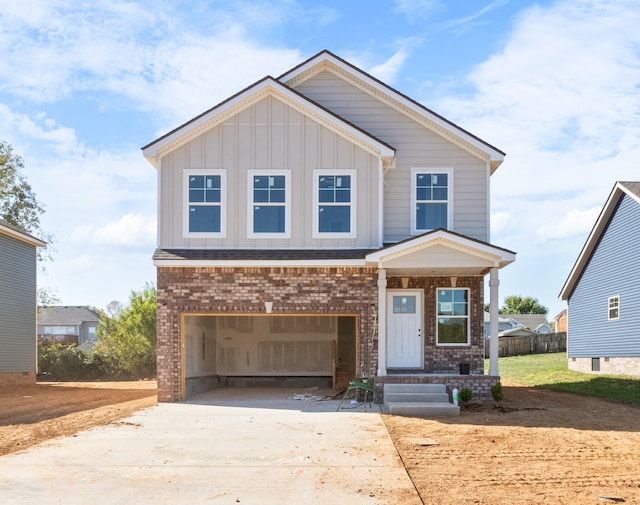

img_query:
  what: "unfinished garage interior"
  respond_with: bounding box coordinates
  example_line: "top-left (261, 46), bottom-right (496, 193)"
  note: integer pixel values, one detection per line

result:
top-left (183, 314), bottom-right (357, 397)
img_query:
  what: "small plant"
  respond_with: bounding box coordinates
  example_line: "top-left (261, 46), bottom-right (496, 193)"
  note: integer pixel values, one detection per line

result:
top-left (459, 387), bottom-right (473, 404)
top-left (491, 381), bottom-right (503, 403)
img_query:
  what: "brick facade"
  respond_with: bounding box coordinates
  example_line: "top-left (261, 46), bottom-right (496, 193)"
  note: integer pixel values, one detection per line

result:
top-left (156, 266), bottom-right (490, 402)
top-left (569, 356), bottom-right (640, 376)
top-left (0, 371), bottom-right (36, 386)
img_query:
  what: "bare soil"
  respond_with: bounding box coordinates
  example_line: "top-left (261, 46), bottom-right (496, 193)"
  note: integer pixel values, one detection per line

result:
top-left (0, 380), bottom-right (157, 456)
top-left (1, 380), bottom-right (639, 504)
top-left (384, 382), bottom-right (640, 505)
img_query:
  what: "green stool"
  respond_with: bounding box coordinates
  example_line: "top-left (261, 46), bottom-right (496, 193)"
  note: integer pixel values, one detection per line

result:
top-left (337, 377), bottom-right (382, 412)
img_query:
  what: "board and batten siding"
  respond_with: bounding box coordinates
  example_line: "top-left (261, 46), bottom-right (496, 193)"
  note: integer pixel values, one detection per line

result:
top-left (159, 95), bottom-right (381, 249)
top-left (568, 194), bottom-right (640, 357)
top-left (292, 70), bottom-right (489, 243)
top-left (0, 233), bottom-right (37, 372)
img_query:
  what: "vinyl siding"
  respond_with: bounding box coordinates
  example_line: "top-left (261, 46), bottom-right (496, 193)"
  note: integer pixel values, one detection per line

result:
top-left (159, 95), bottom-right (381, 249)
top-left (0, 233), bottom-right (37, 372)
top-left (568, 194), bottom-right (640, 357)
top-left (292, 70), bottom-right (489, 243)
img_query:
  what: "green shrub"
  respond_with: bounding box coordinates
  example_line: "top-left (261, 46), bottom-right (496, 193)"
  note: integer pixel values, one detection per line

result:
top-left (491, 381), bottom-right (503, 403)
top-left (459, 387), bottom-right (473, 403)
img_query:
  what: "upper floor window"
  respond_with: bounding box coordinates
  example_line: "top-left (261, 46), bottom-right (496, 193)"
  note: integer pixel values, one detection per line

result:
top-left (608, 295), bottom-right (620, 320)
top-left (411, 168), bottom-right (453, 234)
top-left (436, 288), bottom-right (469, 345)
top-left (184, 170), bottom-right (226, 237)
top-left (313, 170), bottom-right (356, 238)
top-left (248, 170), bottom-right (291, 238)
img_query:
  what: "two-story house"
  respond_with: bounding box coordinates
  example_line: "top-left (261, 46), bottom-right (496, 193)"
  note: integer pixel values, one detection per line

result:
top-left (0, 218), bottom-right (46, 385)
top-left (143, 50), bottom-right (516, 402)
top-left (560, 181), bottom-right (640, 376)
top-left (37, 306), bottom-right (101, 348)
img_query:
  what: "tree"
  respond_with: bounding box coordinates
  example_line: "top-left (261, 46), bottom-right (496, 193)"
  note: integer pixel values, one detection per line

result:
top-left (95, 283), bottom-right (157, 379)
top-left (500, 295), bottom-right (548, 315)
top-left (0, 141), bottom-right (53, 261)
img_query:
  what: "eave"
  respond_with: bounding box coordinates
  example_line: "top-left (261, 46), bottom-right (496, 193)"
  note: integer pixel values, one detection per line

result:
top-left (142, 76), bottom-right (395, 169)
top-left (279, 50), bottom-right (505, 174)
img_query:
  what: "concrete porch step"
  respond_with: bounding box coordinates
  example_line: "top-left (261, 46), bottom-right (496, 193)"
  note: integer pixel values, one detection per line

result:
top-left (384, 391), bottom-right (450, 403)
top-left (383, 383), bottom-right (447, 394)
top-left (384, 401), bottom-right (460, 417)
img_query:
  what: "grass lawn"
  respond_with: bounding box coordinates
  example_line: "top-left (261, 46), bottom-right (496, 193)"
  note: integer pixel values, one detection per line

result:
top-left (485, 352), bottom-right (640, 405)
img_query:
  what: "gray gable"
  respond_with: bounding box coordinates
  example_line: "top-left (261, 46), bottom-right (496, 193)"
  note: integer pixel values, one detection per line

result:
top-left (38, 306), bottom-right (100, 325)
top-left (508, 314), bottom-right (549, 330)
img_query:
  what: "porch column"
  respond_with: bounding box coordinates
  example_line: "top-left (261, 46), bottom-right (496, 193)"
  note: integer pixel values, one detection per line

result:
top-left (376, 268), bottom-right (387, 376)
top-left (489, 267), bottom-right (500, 376)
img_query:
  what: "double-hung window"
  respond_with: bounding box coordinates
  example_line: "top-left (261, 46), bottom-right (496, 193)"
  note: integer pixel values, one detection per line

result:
top-left (608, 295), bottom-right (620, 320)
top-left (436, 288), bottom-right (469, 345)
top-left (184, 170), bottom-right (226, 237)
top-left (411, 168), bottom-right (452, 234)
top-left (313, 170), bottom-right (356, 238)
top-left (248, 170), bottom-right (291, 238)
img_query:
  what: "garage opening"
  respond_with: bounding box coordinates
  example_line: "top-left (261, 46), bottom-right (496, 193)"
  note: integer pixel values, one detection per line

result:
top-left (183, 315), bottom-right (356, 398)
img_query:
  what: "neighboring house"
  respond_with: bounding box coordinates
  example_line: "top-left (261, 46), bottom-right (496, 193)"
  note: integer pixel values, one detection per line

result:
top-left (553, 308), bottom-right (567, 333)
top-left (560, 181), bottom-right (640, 376)
top-left (507, 314), bottom-right (552, 334)
top-left (37, 306), bottom-right (100, 348)
top-left (484, 312), bottom-right (551, 337)
top-left (0, 218), bottom-right (46, 385)
top-left (142, 50), bottom-right (516, 402)
top-left (483, 311), bottom-right (514, 338)
top-left (498, 326), bottom-right (539, 338)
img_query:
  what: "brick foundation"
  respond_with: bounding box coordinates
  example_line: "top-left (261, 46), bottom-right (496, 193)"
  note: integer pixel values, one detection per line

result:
top-left (376, 374), bottom-right (499, 402)
top-left (0, 371), bottom-right (36, 386)
top-left (156, 267), bottom-right (490, 402)
top-left (569, 356), bottom-right (640, 376)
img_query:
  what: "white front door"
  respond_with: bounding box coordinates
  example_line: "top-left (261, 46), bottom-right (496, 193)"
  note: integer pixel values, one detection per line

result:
top-left (387, 290), bottom-right (423, 368)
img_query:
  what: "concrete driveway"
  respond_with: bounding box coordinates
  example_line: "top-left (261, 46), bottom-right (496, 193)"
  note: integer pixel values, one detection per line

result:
top-left (0, 388), bottom-right (421, 504)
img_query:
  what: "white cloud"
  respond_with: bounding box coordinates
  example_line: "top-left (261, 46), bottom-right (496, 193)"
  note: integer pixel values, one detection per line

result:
top-left (490, 211), bottom-right (510, 234)
top-left (73, 213), bottom-right (156, 248)
top-left (393, 0), bottom-right (440, 18)
top-left (537, 206), bottom-right (601, 242)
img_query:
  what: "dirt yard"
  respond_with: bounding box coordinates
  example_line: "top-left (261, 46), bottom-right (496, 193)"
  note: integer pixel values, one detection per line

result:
top-left (384, 381), bottom-right (640, 505)
top-left (0, 381), bottom-right (157, 456)
top-left (1, 380), bottom-right (639, 504)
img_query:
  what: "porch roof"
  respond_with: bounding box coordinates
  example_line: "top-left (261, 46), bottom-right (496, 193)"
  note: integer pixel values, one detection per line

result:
top-left (364, 229), bottom-right (516, 276)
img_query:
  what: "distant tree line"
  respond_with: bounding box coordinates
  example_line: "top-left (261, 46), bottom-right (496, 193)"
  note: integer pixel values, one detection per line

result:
top-left (485, 295), bottom-right (549, 315)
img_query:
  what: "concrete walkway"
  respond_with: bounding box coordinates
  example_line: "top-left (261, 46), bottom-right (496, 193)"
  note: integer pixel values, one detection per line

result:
top-left (0, 388), bottom-right (421, 505)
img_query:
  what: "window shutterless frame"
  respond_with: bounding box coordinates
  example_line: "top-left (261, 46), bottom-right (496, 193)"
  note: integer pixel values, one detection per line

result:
top-left (435, 287), bottom-right (470, 346)
top-left (410, 167), bottom-right (453, 234)
top-left (247, 169), bottom-right (291, 239)
top-left (608, 295), bottom-right (620, 320)
top-left (312, 169), bottom-right (357, 239)
top-left (183, 169), bottom-right (227, 238)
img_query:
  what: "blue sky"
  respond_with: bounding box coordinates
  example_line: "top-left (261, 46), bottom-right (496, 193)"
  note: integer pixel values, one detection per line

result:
top-left (1, 0), bottom-right (639, 318)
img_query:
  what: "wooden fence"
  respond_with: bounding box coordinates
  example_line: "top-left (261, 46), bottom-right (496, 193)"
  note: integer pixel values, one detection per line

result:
top-left (484, 332), bottom-right (566, 358)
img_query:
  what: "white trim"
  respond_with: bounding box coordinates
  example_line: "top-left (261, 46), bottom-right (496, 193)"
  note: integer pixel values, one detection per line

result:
top-left (142, 78), bottom-right (395, 168)
top-left (410, 167), bottom-right (454, 235)
top-left (386, 289), bottom-right (424, 368)
top-left (154, 258), bottom-right (367, 267)
top-left (378, 159), bottom-right (384, 247)
top-left (365, 229), bottom-right (515, 268)
top-left (435, 287), bottom-right (470, 346)
top-left (247, 169), bottom-right (291, 239)
top-left (560, 182), bottom-right (640, 300)
top-left (0, 222), bottom-right (46, 247)
top-left (183, 169), bottom-right (227, 238)
top-left (312, 169), bottom-right (357, 239)
top-left (278, 53), bottom-right (504, 172)
top-left (608, 295), bottom-right (620, 320)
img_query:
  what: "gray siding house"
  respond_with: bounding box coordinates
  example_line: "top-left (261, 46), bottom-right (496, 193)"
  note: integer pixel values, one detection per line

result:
top-left (142, 50), bottom-right (516, 402)
top-left (560, 181), bottom-right (640, 376)
top-left (0, 218), bottom-right (46, 385)
top-left (37, 306), bottom-right (101, 347)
